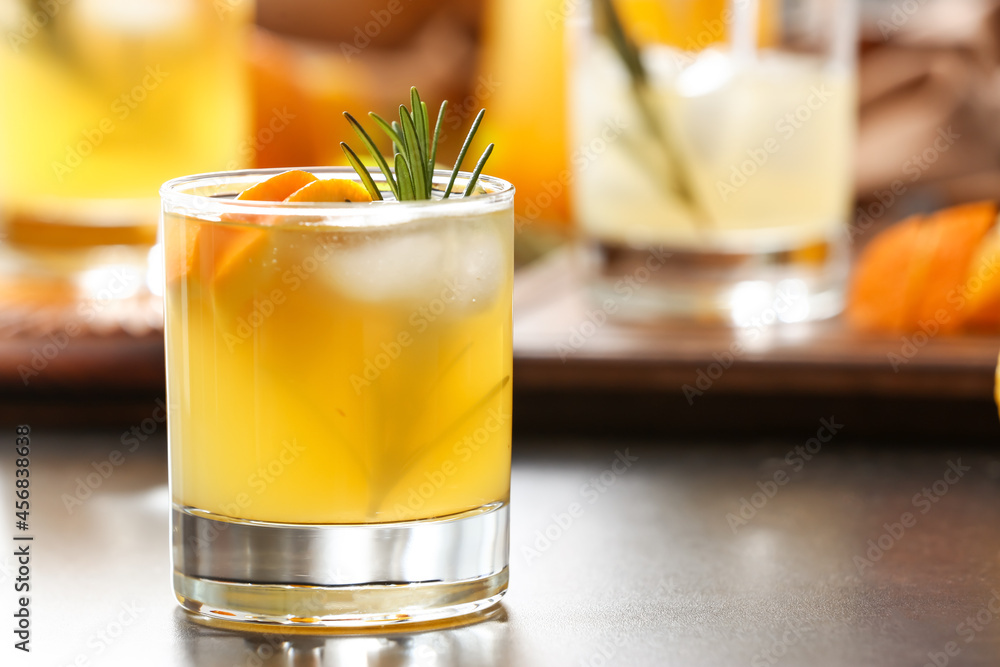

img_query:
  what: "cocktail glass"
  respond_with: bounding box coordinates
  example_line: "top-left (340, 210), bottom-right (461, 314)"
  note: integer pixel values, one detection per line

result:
top-left (161, 167), bottom-right (514, 626)
top-left (569, 0), bottom-right (858, 324)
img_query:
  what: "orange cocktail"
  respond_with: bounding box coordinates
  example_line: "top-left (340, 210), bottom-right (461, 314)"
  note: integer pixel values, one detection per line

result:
top-left (162, 166), bottom-right (514, 627)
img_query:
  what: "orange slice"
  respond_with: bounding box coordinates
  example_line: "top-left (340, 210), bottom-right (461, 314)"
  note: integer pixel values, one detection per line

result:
top-left (283, 178), bottom-right (372, 203)
top-left (207, 170), bottom-right (323, 284)
top-left (236, 170), bottom-right (318, 202)
top-left (166, 170), bottom-right (319, 284)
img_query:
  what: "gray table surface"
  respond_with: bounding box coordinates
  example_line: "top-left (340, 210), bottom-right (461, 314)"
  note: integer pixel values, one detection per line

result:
top-left (3, 428), bottom-right (1000, 666)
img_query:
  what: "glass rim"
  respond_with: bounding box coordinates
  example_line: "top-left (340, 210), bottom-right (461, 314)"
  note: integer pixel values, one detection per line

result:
top-left (160, 166), bottom-right (515, 229)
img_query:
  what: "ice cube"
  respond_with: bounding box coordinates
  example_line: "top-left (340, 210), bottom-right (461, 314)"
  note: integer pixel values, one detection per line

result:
top-left (320, 230), bottom-right (444, 304)
top-left (320, 221), bottom-right (506, 312)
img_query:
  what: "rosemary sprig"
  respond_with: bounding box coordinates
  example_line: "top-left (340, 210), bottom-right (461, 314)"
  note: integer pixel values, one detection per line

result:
top-left (594, 0), bottom-right (709, 226)
top-left (342, 87), bottom-right (493, 201)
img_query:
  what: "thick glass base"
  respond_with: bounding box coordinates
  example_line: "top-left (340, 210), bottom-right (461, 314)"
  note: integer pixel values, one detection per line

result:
top-left (588, 235), bottom-right (848, 325)
top-left (171, 502), bottom-right (509, 628)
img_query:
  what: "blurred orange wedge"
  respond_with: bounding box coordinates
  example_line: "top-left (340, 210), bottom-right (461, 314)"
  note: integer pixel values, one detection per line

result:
top-left (847, 201), bottom-right (998, 333)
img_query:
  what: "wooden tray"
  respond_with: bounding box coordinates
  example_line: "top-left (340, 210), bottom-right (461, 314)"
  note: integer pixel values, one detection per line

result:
top-left (513, 249), bottom-right (1000, 400)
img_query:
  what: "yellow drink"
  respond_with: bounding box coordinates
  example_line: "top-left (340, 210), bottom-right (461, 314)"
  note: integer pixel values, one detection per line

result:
top-left (164, 173), bottom-right (514, 525)
top-left (0, 0), bottom-right (250, 242)
top-left (573, 45), bottom-right (855, 251)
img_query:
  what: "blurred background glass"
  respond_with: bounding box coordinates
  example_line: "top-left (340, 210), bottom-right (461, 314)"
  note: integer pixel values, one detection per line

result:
top-left (569, 0), bottom-right (858, 324)
top-left (0, 0), bottom-right (251, 329)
